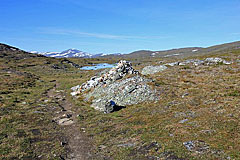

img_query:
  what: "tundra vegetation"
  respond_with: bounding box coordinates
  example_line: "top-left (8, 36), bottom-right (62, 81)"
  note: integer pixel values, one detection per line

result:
top-left (0, 43), bottom-right (240, 159)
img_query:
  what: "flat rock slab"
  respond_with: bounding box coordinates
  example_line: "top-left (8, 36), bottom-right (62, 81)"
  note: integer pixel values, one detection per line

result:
top-left (141, 65), bottom-right (167, 75)
top-left (58, 118), bottom-right (74, 126)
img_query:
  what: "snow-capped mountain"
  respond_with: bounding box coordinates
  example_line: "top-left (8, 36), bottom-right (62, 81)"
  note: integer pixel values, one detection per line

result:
top-left (30, 49), bottom-right (123, 58)
top-left (31, 49), bottom-right (92, 58)
top-left (56, 49), bottom-right (92, 58)
top-left (91, 53), bottom-right (122, 58)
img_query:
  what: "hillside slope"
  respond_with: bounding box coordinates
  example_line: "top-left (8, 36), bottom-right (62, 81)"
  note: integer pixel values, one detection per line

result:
top-left (119, 41), bottom-right (240, 59)
top-left (0, 42), bottom-right (240, 159)
top-left (0, 43), bottom-right (44, 60)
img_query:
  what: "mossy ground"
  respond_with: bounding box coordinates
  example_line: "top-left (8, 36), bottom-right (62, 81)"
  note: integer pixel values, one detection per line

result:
top-left (0, 49), bottom-right (239, 159)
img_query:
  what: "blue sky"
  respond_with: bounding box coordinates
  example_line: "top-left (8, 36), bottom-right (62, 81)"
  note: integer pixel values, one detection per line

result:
top-left (0, 0), bottom-right (240, 54)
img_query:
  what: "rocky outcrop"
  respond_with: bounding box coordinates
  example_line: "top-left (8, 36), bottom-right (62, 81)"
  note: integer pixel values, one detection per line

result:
top-left (204, 57), bottom-right (231, 65)
top-left (71, 60), bottom-right (138, 96)
top-left (86, 76), bottom-right (157, 113)
top-left (61, 59), bottom-right (81, 68)
top-left (165, 57), bottom-right (232, 67)
top-left (141, 65), bottom-right (167, 75)
top-left (71, 60), bottom-right (157, 113)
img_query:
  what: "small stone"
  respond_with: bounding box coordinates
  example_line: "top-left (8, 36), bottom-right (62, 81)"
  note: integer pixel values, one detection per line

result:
top-left (62, 114), bottom-right (72, 118)
top-left (179, 119), bottom-right (189, 124)
top-left (61, 142), bottom-right (67, 146)
top-left (103, 100), bottom-right (116, 114)
top-left (182, 93), bottom-right (189, 98)
top-left (165, 62), bottom-right (179, 66)
top-left (99, 145), bottom-right (107, 149)
top-left (183, 140), bottom-right (209, 154)
top-left (179, 62), bottom-right (186, 66)
top-left (117, 143), bottom-right (136, 147)
top-left (58, 118), bottom-right (74, 125)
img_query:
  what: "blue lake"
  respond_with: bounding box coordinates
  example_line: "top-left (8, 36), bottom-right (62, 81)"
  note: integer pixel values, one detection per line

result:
top-left (80, 63), bottom-right (115, 70)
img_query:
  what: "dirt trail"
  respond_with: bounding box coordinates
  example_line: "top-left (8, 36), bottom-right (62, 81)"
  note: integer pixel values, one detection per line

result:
top-left (47, 83), bottom-right (95, 160)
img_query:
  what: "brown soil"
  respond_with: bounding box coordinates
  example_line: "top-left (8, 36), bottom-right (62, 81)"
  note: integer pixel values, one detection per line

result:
top-left (47, 83), bottom-right (96, 160)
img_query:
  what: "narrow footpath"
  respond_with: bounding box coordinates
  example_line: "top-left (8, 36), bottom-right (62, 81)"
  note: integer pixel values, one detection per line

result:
top-left (47, 83), bottom-right (95, 160)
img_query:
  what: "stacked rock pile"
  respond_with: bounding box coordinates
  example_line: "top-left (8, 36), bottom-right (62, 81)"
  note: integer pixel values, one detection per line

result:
top-left (71, 60), bottom-right (157, 113)
top-left (71, 60), bottom-right (138, 96)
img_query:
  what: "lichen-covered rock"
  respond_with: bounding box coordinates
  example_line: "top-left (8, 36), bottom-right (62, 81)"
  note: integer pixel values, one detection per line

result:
top-left (141, 65), bottom-right (167, 75)
top-left (71, 60), bottom-right (157, 113)
top-left (86, 76), bottom-right (157, 112)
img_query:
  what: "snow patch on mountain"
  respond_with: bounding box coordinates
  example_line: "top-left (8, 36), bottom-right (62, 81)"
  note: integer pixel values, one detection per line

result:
top-left (30, 49), bottom-right (123, 58)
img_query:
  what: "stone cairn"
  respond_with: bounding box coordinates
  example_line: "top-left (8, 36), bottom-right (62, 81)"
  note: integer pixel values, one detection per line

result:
top-left (71, 60), bottom-right (138, 96)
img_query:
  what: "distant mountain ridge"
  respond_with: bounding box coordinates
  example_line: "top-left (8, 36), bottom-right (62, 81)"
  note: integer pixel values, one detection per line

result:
top-left (31, 49), bottom-right (122, 58)
top-left (119, 41), bottom-right (240, 59)
top-left (31, 49), bottom-right (92, 58)
top-left (5, 40), bottom-right (240, 59)
top-left (0, 43), bottom-right (44, 60)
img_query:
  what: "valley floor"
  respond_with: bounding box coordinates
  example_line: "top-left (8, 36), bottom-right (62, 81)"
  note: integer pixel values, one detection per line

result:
top-left (0, 47), bottom-right (240, 159)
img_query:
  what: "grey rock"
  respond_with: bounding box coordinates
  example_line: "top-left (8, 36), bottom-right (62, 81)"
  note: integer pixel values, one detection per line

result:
top-left (141, 65), bottom-right (167, 75)
top-left (117, 143), bottom-right (136, 147)
top-left (22, 102), bottom-right (27, 105)
top-left (179, 119), bottom-right (189, 124)
top-left (164, 57), bottom-right (231, 68)
top-left (193, 60), bottom-right (205, 66)
top-left (200, 130), bottom-right (215, 135)
top-left (166, 62), bottom-right (179, 66)
top-left (71, 85), bottom-right (80, 92)
top-left (71, 60), bottom-right (138, 96)
top-left (87, 76), bottom-right (157, 112)
top-left (182, 93), bottom-right (189, 98)
top-left (98, 145), bottom-right (107, 149)
top-left (179, 62), bottom-right (187, 66)
top-left (103, 100), bottom-right (116, 114)
top-left (204, 57), bottom-right (231, 65)
top-left (71, 60), bottom-right (157, 113)
top-left (183, 140), bottom-right (209, 154)
top-left (58, 118), bottom-right (74, 125)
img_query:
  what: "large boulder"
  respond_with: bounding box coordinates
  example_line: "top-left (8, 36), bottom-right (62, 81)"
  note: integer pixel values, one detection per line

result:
top-left (86, 76), bottom-right (157, 112)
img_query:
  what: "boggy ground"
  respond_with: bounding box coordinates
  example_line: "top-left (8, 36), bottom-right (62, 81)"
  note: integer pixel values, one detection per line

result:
top-left (0, 46), bottom-right (240, 159)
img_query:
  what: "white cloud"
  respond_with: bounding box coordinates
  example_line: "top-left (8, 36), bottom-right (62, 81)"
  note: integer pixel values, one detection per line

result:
top-left (38, 27), bottom-right (169, 41)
